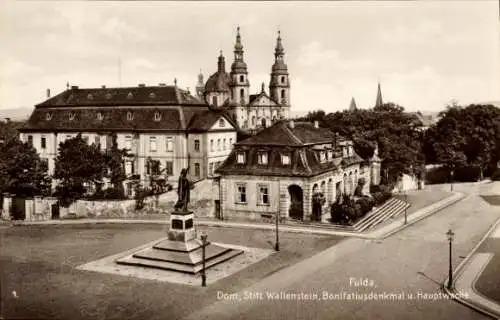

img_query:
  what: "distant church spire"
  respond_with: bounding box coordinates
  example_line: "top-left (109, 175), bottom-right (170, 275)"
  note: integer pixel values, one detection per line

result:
top-left (375, 82), bottom-right (383, 107)
top-left (349, 97), bottom-right (358, 111)
top-left (196, 69), bottom-right (205, 100)
top-left (218, 50), bottom-right (226, 73)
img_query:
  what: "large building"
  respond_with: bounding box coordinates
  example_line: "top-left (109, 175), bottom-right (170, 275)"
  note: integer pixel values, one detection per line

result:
top-left (19, 84), bottom-right (238, 195)
top-left (214, 120), bottom-right (381, 221)
top-left (199, 28), bottom-right (291, 133)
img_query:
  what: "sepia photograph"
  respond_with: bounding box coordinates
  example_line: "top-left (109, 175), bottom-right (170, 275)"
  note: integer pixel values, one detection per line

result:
top-left (1, 1), bottom-right (499, 319)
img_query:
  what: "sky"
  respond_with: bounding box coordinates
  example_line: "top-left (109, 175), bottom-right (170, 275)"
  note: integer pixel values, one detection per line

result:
top-left (0, 1), bottom-right (499, 114)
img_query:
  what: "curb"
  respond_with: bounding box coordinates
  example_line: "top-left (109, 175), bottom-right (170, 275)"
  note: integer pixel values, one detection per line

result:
top-left (442, 216), bottom-right (500, 319)
top-left (373, 192), bottom-right (466, 240)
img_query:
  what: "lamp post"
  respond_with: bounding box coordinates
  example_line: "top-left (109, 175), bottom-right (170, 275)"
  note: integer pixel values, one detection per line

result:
top-left (450, 167), bottom-right (454, 192)
top-left (201, 233), bottom-right (207, 287)
top-left (404, 191), bottom-right (408, 225)
top-left (446, 229), bottom-right (455, 290)
top-left (275, 207), bottom-right (280, 252)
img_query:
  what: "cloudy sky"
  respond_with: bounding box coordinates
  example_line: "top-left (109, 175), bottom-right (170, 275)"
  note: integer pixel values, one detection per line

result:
top-left (0, 1), bottom-right (499, 114)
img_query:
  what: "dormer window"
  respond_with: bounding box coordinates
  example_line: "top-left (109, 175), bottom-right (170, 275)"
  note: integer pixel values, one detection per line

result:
top-left (105, 93), bottom-right (112, 100)
top-left (327, 150), bottom-right (333, 161)
top-left (236, 152), bottom-right (246, 164)
top-left (219, 119), bottom-right (225, 127)
top-left (257, 152), bottom-right (268, 165)
top-left (97, 112), bottom-right (104, 120)
top-left (154, 111), bottom-right (161, 121)
top-left (149, 92), bottom-right (156, 99)
top-left (45, 112), bottom-right (52, 121)
top-left (127, 112), bottom-right (134, 121)
top-left (281, 154), bottom-right (290, 165)
top-left (127, 92), bottom-right (133, 99)
top-left (320, 151), bottom-right (326, 163)
top-left (87, 93), bottom-right (94, 100)
top-left (69, 112), bottom-right (75, 121)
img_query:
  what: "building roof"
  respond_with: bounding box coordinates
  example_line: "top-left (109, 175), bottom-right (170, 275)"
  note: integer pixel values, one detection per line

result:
top-left (187, 110), bottom-right (238, 132)
top-left (236, 121), bottom-right (338, 147)
top-left (36, 85), bottom-right (204, 108)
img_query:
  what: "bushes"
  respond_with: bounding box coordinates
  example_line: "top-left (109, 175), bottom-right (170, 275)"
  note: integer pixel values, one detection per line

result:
top-left (354, 178), bottom-right (366, 197)
top-left (492, 169), bottom-right (500, 181)
top-left (425, 165), bottom-right (486, 184)
top-left (330, 195), bottom-right (375, 225)
top-left (88, 187), bottom-right (126, 200)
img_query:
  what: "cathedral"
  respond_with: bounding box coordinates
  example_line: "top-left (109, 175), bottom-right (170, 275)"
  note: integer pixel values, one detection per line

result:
top-left (195, 28), bottom-right (291, 132)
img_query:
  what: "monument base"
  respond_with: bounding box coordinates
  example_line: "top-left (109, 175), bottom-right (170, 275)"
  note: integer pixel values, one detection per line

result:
top-left (115, 210), bottom-right (243, 274)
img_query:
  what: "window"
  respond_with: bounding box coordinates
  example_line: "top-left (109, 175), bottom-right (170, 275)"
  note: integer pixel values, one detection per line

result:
top-left (41, 136), bottom-right (46, 149)
top-left (236, 183), bottom-right (247, 203)
top-left (281, 76), bottom-right (285, 84)
top-left (194, 163), bottom-right (200, 177)
top-left (125, 136), bottom-right (132, 150)
top-left (127, 112), bottom-right (134, 121)
top-left (69, 112), bottom-right (75, 121)
top-left (166, 161), bottom-right (173, 176)
top-left (320, 151), bottom-right (326, 163)
top-left (97, 112), bottom-right (103, 120)
top-left (281, 154), bottom-right (290, 165)
top-left (149, 92), bottom-right (156, 99)
top-left (257, 152), bottom-right (268, 165)
top-left (194, 139), bottom-right (200, 152)
top-left (261, 118), bottom-right (266, 128)
top-left (219, 119), bottom-right (225, 127)
top-left (154, 112), bottom-right (161, 121)
top-left (217, 139), bottom-right (221, 151)
top-left (223, 138), bottom-right (226, 150)
top-left (258, 185), bottom-right (269, 205)
top-left (27, 135), bottom-right (33, 145)
top-left (105, 93), bottom-right (112, 99)
top-left (210, 139), bottom-right (214, 152)
top-left (281, 89), bottom-right (286, 99)
top-left (45, 112), bottom-right (52, 121)
top-left (83, 135), bottom-right (89, 143)
top-left (327, 150), bottom-right (333, 160)
top-left (240, 88), bottom-right (245, 101)
top-left (212, 96), bottom-right (217, 106)
top-left (149, 136), bottom-right (157, 152)
top-left (229, 138), bottom-right (233, 147)
top-left (94, 135), bottom-right (100, 146)
top-left (166, 137), bottom-right (174, 151)
top-left (237, 152), bottom-right (245, 164)
top-left (127, 92), bottom-right (133, 99)
top-left (240, 75), bottom-right (244, 83)
top-left (88, 93), bottom-right (94, 100)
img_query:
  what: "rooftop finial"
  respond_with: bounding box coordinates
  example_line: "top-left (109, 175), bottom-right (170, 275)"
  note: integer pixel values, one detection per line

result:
top-left (261, 82), bottom-right (265, 93)
top-left (174, 78), bottom-right (177, 87)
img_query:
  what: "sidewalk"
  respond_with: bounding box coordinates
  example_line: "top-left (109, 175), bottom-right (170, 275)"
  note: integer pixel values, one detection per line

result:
top-left (6, 191), bottom-right (466, 240)
top-left (444, 217), bottom-right (500, 319)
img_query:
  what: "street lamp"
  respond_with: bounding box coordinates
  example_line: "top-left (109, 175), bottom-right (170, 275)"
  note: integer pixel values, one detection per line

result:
top-left (201, 233), bottom-right (208, 287)
top-left (404, 192), bottom-right (408, 225)
top-left (446, 229), bottom-right (455, 290)
top-left (275, 208), bottom-right (280, 252)
top-left (450, 167), bottom-right (454, 192)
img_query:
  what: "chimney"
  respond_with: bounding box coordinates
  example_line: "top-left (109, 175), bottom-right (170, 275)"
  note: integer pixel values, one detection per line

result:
top-left (158, 83), bottom-right (166, 87)
top-left (289, 120), bottom-right (295, 128)
top-left (138, 83), bottom-right (146, 88)
top-left (101, 85), bottom-right (106, 89)
top-left (314, 120), bottom-right (319, 129)
top-left (46, 88), bottom-right (51, 98)
top-left (71, 85), bottom-right (79, 90)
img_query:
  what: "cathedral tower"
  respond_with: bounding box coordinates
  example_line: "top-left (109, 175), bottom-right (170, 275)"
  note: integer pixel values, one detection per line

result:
top-left (196, 70), bottom-right (204, 101)
top-left (229, 27), bottom-right (250, 106)
top-left (269, 31), bottom-right (290, 118)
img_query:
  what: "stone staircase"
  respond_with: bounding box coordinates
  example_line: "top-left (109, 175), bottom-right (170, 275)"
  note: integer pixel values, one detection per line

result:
top-left (352, 198), bottom-right (410, 232)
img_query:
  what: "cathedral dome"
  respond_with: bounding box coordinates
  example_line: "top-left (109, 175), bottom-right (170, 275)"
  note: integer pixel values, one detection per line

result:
top-left (205, 71), bottom-right (231, 93)
top-left (231, 60), bottom-right (248, 73)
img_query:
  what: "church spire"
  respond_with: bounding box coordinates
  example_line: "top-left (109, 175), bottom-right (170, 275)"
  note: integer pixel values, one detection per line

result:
top-left (375, 82), bottom-right (383, 107)
top-left (196, 69), bottom-right (205, 100)
top-left (349, 97), bottom-right (358, 111)
top-left (217, 50), bottom-right (225, 73)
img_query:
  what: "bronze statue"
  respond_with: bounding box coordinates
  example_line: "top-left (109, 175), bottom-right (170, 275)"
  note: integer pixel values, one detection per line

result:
top-left (174, 168), bottom-right (190, 211)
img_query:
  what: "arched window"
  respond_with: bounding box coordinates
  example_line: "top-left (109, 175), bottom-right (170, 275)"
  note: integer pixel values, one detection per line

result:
top-left (261, 118), bottom-right (266, 128)
top-left (281, 89), bottom-right (286, 99)
top-left (281, 76), bottom-right (285, 84)
top-left (239, 75), bottom-right (244, 83)
top-left (252, 116), bottom-right (256, 126)
top-left (240, 88), bottom-right (245, 101)
top-left (212, 96), bottom-right (217, 106)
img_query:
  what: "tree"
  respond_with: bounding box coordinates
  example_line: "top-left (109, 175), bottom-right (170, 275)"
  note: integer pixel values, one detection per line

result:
top-left (426, 104), bottom-right (500, 179)
top-left (53, 134), bottom-right (106, 206)
top-left (0, 136), bottom-right (51, 197)
top-left (104, 133), bottom-right (128, 198)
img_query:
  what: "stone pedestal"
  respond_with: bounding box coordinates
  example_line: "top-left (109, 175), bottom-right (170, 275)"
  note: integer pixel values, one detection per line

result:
top-left (167, 210), bottom-right (196, 242)
top-left (116, 209), bottom-right (243, 275)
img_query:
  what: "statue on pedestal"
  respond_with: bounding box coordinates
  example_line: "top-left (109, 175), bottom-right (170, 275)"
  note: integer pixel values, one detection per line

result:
top-left (174, 168), bottom-right (190, 212)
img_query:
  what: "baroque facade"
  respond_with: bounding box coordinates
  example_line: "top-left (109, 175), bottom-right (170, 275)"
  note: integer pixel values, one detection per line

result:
top-left (19, 84), bottom-right (237, 195)
top-left (214, 120), bottom-right (381, 221)
top-left (199, 28), bottom-right (291, 133)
